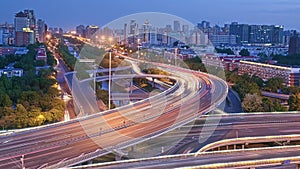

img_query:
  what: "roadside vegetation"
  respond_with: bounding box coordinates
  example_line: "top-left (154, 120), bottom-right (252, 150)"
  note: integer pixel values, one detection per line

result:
top-left (0, 43), bottom-right (65, 129)
top-left (226, 71), bottom-right (300, 112)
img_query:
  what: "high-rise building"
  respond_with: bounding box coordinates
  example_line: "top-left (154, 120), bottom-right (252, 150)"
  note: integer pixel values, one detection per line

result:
top-left (273, 25), bottom-right (284, 44)
top-left (142, 19), bottom-right (150, 43)
top-left (165, 25), bottom-right (172, 32)
top-left (283, 30), bottom-right (296, 47)
top-left (230, 22), bottom-right (284, 45)
top-left (85, 25), bottom-right (99, 39)
top-left (59, 28), bottom-right (63, 35)
top-left (288, 32), bottom-right (300, 55)
top-left (0, 29), bottom-right (3, 45)
top-left (128, 20), bottom-right (138, 44)
top-left (76, 25), bottom-right (86, 37)
top-left (0, 23), bottom-right (14, 45)
top-left (14, 10), bottom-right (36, 46)
top-left (191, 30), bottom-right (208, 45)
top-left (14, 12), bottom-right (29, 32)
top-left (24, 9), bottom-right (37, 42)
top-left (37, 19), bottom-right (46, 42)
top-left (182, 25), bottom-right (189, 33)
top-left (174, 20), bottom-right (181, 32)
top-left (123, 23), bottom-right (127, 44)
top-left (129, 20), bottom-right (137, 35)
top-left (229, 22), bottom-right (249, 44)
top-left (197, 21), bottom-right (210, 29)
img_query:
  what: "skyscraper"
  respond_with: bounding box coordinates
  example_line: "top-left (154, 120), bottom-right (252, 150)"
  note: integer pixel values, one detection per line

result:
top-left (14, 10), bottom-right (36, 46)
top-left (174, 20), bottom-right (181, 32)
top-left (229, 22), bottom-right (249, 44)
top-left (37, 19), bottom-right (46, 42)
top-left (288, 32), bottom-right (300, 55)
top-left (123, 23), bottom-right (127, 44)
top-left (0, 29), bottom-right (3, 45)
top-left (76, 25), bottom-right (86, 37)
top-left (142, 19), bottom-right (150, 43)
top-left (182, 25), bottom-right (189, 33)
top-left (86, 25), bottom-right (99, 39)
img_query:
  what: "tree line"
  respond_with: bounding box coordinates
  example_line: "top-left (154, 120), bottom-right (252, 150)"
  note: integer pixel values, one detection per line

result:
top-left (0, 44), bottom-right (65, 129)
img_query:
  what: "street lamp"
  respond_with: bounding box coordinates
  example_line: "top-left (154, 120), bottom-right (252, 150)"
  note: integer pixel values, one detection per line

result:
top-left (101, 36), bottom-right (105, 47)
top-left (20, 155), bottom-right (25, 169)
top-left (137, 39), bottom-right (141, 59)
top-left (174, 48), bottom-right (178, 66)
top-left (108, 49), bottom-right (112, 110)
top-left (94, 64), bottom-right (97, 94)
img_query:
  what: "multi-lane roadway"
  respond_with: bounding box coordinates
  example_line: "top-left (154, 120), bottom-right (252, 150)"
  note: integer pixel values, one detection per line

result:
top-left (0, 59), bottom-right (227, 168)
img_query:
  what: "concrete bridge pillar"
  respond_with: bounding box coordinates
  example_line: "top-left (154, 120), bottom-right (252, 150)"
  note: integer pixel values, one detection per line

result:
top-left (115, 154), bottom-right (123, 161)
top-left (152, 78), bottom-right (155, 88)
top-left (131, 145), bottom-right (137, 151)
top-left (234, 144), bottom-right (236, 150)
top-left (130, 81), bottom-right (133, 94)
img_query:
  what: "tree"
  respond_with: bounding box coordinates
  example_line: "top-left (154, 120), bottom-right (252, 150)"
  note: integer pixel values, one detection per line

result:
top-left (288, 94), bottom-right (300, 111)
top-left (242, 93), bottom-right (263, 112)
top-left (264, 78), bottom-right (285, 93)
top-left (239, 49), bottom-right (250, 56)
top-left (0, 91), bottom-right (12, 107)
top-left (18, 91), bottom-right (41, 110)
top-left (262, 97), bottom-right (286, 112)
top-left (215, 48), bottom-right (234, 55)
top-left (226, 71), bottom-right (240, 83)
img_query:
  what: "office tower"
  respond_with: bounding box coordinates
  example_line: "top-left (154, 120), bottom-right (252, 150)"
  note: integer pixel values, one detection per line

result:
top-left (142, 19), bottom-right (150, 43)
top-left (123, 23), bottom-right (127, 44)
top-left (174, 20), bottom-right (181, 32)
top-left (37, 19), bottom-right (46, 42)
top-left (14, 10), bottom-right (36, 46)
top-left (182, 25), bottom-right (189, 33)
top-left (76, 25), bottom-right (86, 37)
top-left (288, 31), bottom-right (300, 55)
top-left (229, 22), bottom-right (249, 44)
top-left (86, 25), bottom-right (99, 39)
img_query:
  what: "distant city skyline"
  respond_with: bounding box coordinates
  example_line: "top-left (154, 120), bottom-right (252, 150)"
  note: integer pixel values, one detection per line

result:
top-left (1, 0), bottom-right (300, 31)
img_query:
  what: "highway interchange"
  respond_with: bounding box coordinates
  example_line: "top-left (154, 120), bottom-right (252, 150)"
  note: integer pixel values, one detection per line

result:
top-left (0, 55), bottom-right (227, 168)
top-left (2, 43), bottom-right (299, 169)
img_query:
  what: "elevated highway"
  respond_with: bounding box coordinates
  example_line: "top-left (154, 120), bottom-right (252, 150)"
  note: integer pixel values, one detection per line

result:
top-left (70, 145), bottom-right (300, 169)
top-left (0, 61), bottom-right (227, 168)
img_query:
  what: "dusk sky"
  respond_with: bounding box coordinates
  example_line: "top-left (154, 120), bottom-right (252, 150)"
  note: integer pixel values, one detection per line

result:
top-left (1, 0), bottom-right (300, 31)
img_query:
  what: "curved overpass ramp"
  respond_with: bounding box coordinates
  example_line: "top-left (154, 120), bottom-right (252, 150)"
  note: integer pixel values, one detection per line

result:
top-left (0, 62), bottom-right (227, 169)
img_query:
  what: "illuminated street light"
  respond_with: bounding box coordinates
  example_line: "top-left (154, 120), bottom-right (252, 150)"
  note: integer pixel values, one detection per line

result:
top-left (108, 50), bottom-right (112, 110)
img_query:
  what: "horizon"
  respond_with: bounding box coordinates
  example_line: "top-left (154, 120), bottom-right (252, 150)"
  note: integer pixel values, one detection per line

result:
top-left (1, 0), bottom-right (300, 31)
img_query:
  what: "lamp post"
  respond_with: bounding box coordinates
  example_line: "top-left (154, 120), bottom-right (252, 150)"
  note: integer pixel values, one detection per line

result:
top-left (137, 39), bottom-right (141, 59)
top-left (21, 155), bottom-right (25, 169)
top-left (108, 50), bottom-right (112, 110)
top-left (94, 64), bottom-right (97, 94)
top-left (174, 48), bottom-right (178, 66)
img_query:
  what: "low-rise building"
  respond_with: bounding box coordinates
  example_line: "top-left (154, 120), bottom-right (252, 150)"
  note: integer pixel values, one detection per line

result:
top-left (0, 47), bottom-right (28, 56)
top-left (210, 35), bottom-right (236, 46)
top-left (238, 60), bottom-right (300, 86)
top-left (36, 47), bottom-right (47, 63)
top-left (0, 63), bottom-right (23, 78)
top-left (202, 54), bottom-right (259, 71)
